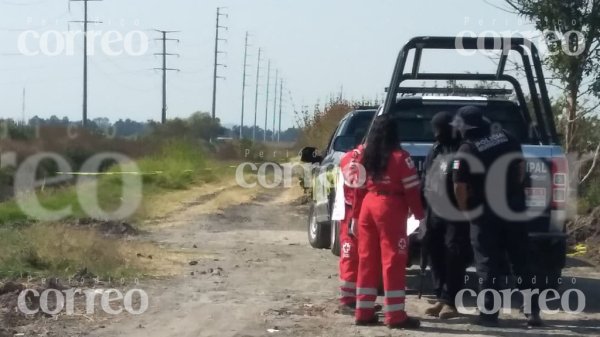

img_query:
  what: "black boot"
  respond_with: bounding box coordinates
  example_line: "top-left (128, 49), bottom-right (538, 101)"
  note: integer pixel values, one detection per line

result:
top-left (526, 312), bottom-right (543, 327)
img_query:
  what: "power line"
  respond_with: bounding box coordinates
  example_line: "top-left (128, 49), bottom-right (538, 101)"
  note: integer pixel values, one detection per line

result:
top-left (278, 79), bottom-right (283, 142)
top-left (153, 29), bottom-right (180, 124)
top-left (21, 87), bottom-right (26, 125)
top-left (263, 59), bottom-right (271, 142)
top-left (240, 31), bottom-right (251, 139)
top-left (252, 47), bottom-right (262, 141)
top-left (211, 7), bottom-right (228, 120)
top-left (69, 0), bottom-right (102, 127)
top-left (272, 69), bottom-right (278, 141)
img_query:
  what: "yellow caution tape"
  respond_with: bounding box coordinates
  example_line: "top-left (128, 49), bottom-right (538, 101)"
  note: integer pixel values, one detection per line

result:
top-left (567, 243), bottom-right (588, 257)
top-left (57, 171), bottom-right (164, 176)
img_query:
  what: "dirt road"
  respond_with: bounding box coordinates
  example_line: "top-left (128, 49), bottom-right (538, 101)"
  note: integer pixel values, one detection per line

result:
top-left (71, 186), bottom-right (600, 337)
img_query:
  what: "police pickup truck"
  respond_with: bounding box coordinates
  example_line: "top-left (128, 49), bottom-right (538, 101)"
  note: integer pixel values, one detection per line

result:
top-left (303, 37), bottom-right (568, 280)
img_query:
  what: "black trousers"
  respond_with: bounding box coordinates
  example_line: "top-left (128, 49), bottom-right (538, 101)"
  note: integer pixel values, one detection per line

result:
top-left (470, 216), bottom-right (539, 318)
top-left (426, 218), bottom-right (472, 307)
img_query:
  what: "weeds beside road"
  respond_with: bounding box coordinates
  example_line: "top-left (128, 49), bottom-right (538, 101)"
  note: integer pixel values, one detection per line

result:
top-left (0, 141), bottom-right (239, 279)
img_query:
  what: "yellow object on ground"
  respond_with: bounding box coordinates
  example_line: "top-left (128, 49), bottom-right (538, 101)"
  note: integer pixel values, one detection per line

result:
top-left (567, 243), bottom-right (588, 257)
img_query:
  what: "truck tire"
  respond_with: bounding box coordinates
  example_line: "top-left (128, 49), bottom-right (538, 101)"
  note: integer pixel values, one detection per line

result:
top-left (308, 201), bottom-right (331, 249)
top-left (331, 220), bottom-right (341, 257)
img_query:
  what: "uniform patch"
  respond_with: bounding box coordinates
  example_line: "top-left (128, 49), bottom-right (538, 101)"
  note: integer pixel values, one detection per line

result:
top-left (342, 242), bottom-right (352, 258)
top-left (440, 161), bottom-right (448, 174)
top-left (452, 160), bottom-right (461, 170)
top-left (398, 238), bottom-right (407, 251)
top-left (474, 133), bottom-right (509, 152)
top-left (405, 157), bottom-right (415, 169)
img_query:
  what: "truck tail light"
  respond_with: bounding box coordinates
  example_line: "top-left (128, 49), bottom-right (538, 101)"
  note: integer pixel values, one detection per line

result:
top-left (551, 157), bottom-right (568, 209)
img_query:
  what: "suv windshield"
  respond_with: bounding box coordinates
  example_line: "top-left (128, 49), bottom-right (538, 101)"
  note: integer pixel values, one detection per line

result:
top-left (334, 111), bottom-right (376, 142)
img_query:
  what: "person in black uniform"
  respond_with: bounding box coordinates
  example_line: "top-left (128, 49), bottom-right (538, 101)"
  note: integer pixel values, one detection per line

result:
top-left (421, 111), bottom-right (472, 319)
top-left (450, 106), bottom-right (542, 327)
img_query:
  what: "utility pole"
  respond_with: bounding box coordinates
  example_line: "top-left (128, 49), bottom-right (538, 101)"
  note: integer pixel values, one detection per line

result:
top-left (69, 0), bottom-right (102, 127)
top-left (21, 87), bottom-right (26, 126)
top-left (240, 31), bottom-right (251, 139)
top-left (278, 79), bottom-right (283, 143)
top-left (252, 48), bottom-right (262, 141)
top-left (272, 70), bottom-right (278, 141)
top-left (211, 7), bottom-right (228, 120)
top-left (154, 30), bottom-right (180, 124)
top-left (263, 60), bottom-right (271, 142)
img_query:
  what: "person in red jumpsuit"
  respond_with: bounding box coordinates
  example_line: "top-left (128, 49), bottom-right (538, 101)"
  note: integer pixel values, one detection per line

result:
top-left (338, 144), bottom-right (384, 315)
top-left (353, 114), bottom-right (425, 329)
top-left (337, 146), bottom-right (363, 311)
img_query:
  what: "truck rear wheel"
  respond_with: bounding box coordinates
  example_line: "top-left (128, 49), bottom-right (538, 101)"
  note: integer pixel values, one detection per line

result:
top-left (308, 202), bottom-right (331, 249)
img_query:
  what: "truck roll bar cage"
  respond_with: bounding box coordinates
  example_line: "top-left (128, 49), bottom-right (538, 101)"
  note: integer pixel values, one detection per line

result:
top-left (383, 36), bottom-right (559, 145)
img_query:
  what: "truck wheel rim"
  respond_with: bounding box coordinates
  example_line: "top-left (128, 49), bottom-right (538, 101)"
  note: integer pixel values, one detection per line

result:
top-left (310, 212), bottom-right (317, 239)
top-left (331, 221), bottom-right (337, 247)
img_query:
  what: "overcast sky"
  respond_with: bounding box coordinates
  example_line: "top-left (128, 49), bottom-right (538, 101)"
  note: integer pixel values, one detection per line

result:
top-left (0, 0), bottom-right (537, 128)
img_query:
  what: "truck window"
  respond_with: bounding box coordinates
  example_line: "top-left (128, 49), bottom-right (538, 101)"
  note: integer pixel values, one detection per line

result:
top-left (336, 113), bottom-right (375, 143)
top-left (390, 102), bottom-right (535, 144)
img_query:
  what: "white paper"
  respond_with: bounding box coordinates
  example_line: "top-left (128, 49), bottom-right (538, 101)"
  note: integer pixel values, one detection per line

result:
top-left (331, 169), bottom-right (346, 221)
top-left (407, 215), bottom-right (420, 235)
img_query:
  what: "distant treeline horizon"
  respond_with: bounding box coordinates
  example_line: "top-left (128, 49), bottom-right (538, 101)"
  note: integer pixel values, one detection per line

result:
top-left (4, 112), bottom-right (300, 142)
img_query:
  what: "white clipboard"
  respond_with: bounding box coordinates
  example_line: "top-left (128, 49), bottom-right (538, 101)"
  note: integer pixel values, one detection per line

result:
top-left (331, 169), bottom-right (346, 221)
top-left (407, 215), bottom-right (420, 235)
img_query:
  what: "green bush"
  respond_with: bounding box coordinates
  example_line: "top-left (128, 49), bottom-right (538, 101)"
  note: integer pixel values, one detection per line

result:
top-left (137, 140), bottom-right (208, 189)
top-left (0, 140), bottom-right (212, 225)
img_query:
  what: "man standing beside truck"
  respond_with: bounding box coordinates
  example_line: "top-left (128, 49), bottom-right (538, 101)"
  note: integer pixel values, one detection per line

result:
top-left (451, 106), bottom-right (542, 327)
top-left (422, 111), bottom-right (471, 320)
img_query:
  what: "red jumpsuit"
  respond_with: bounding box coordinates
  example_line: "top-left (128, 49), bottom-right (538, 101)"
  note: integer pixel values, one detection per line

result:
top-left (338, 147), bottom-right (362, 306)
top-left (353, 149), bottom-right (425, 325)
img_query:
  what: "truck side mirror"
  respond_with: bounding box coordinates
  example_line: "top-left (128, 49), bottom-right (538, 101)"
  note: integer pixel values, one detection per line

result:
top-left (300, 147), bottom-right (323, 163)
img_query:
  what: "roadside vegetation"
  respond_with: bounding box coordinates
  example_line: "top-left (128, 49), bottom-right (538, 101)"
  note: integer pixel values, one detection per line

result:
top-left (296, 99), bottom-right (377, 150)
top-left (0, 113), bottom-right (245, 279)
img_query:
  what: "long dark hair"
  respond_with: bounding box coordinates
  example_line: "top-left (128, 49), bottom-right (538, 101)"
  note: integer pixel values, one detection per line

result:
top-left (362, 114), bottom-right (400, 181)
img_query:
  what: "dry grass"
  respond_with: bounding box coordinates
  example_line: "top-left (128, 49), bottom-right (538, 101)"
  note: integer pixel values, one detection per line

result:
top-left (297, 102), bottom-right (354, 149)
top-left (140, 170), bottom-right (262, 226)
top-left (0, 224), bottom-right (173, 278)
top-left (0, 139), bottom-right (272, 280)
top-left (119, 242), bottom-right (205, 278)
top-left (139, 180), bottom-right (239, 221)
top-left (270, 185), bottom-right (304, 205)
top-left (148, 187), bottom-right (264, 233)
top-left (193, 185), bottom-right (261, 215)
top-left (0, 149), bottom-right (236, 279)
top-left (0, 126), bottom-right (154, 170)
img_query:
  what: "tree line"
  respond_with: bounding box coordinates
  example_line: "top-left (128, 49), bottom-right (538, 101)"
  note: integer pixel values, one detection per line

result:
top-left (10, 113), bottom-right (300, 143)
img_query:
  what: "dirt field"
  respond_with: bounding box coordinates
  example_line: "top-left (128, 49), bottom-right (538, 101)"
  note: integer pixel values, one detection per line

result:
top-left (4, 186), bottom-right (600, 337)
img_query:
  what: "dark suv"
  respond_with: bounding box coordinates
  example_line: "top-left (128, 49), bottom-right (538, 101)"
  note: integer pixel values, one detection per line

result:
top-left (301, 108), bottom-right (376, 252)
